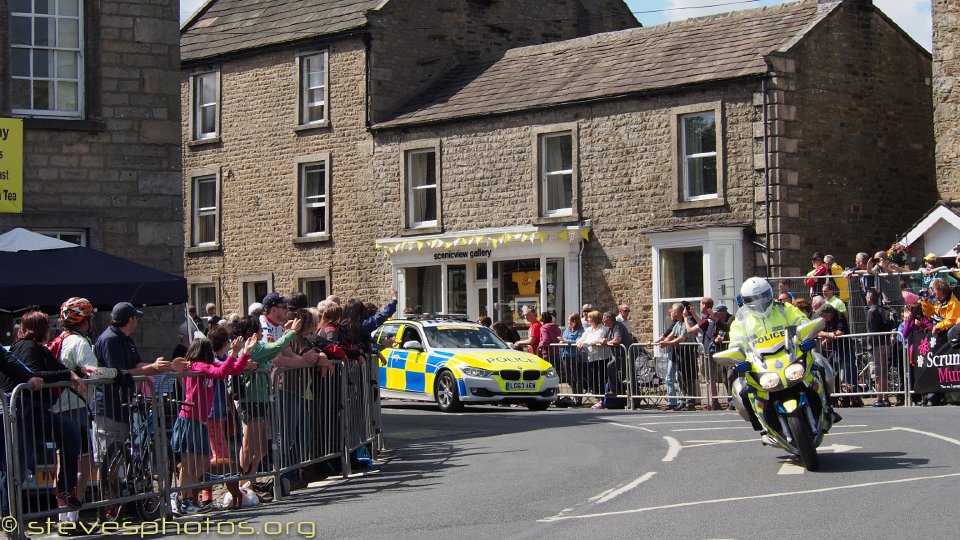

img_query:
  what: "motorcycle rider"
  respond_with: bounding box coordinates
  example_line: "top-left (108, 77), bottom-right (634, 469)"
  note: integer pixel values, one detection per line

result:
top-left (728, 277), bottom-right (841, 431)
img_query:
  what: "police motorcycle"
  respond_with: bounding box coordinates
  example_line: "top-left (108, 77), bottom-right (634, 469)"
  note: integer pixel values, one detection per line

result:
top-left (714, 279), bottom-right (838, 471)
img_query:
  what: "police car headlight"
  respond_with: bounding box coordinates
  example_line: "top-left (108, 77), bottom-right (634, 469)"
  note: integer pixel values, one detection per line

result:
top-left (785, 363), bottom-right (805, 382)
top-left (461, 367), bottom-right (493, 378)
top-left (759, 372), bottom-right (781, 390)
top-left (544, 368), bottom-right (557, 378)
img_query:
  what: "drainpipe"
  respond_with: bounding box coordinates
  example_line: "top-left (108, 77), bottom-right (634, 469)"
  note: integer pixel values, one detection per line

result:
top-left (762, 76), bottom-right (772, 277)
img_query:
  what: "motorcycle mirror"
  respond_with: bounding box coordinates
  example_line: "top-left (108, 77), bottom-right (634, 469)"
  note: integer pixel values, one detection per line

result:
top-left (735, 361), bottom-right (751, 374)
top-left (735, 295), bottom-right (743, 308)
top-left (799, 339), bottom-right (817, 352)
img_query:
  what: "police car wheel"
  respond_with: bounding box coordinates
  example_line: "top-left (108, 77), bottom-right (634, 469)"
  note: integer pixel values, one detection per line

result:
top-left (435, 371), bottom-right (464, 412)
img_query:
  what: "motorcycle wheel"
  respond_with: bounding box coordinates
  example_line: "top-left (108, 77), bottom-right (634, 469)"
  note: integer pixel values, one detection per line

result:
top-left (787, 414), bottom-right (819, 471)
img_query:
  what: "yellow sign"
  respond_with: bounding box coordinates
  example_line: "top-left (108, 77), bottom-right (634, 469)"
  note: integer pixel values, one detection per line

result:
top-left (0, 118), bottom-right (23, 213)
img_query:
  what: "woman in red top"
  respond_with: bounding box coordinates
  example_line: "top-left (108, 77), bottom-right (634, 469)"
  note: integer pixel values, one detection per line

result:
top-left (169, 335), bottom-right (254, 515)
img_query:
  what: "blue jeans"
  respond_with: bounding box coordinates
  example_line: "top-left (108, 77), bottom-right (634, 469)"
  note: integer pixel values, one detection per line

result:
top-left (666, 356), bottom-right (678, 406)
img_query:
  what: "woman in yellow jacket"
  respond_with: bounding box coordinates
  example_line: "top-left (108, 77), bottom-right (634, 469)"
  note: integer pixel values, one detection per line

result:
top-left (920, 278), bottom-right (960, 335)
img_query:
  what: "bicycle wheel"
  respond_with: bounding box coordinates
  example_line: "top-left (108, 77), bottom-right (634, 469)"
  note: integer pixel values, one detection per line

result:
top-left (134, 442), bottom-right (171, 521)
top-left (99, 442), bottom-right (130, 522)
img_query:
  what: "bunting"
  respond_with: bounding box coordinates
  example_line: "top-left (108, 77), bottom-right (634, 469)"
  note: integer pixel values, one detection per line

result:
top-left (373, 227), bottom-right (591, 255)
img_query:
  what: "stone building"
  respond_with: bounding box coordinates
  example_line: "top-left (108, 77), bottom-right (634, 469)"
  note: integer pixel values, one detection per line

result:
top-left (178, 0), bottom-right (638, 313)
top-left (371, 0), bottom-right (937, 337)
top-left (934, 0), bottom-right (960, 200)
top-left (0, 0), bottom-right (182, 357)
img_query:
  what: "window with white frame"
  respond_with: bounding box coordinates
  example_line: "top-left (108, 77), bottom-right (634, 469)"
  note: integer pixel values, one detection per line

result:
top-left (298, 160), bottom-right (329, 237)
top-left (540, 132), bottom-right (573, 216)
top-left (192, 71), bottom-right (219, 140)
top-left (406, 149), bottom-right (438, 228)
top-left (681, 112), bottom-right (717, 200)
top-left (298, 52), bottom-right (327, 125)
top-left (241, 280), bottom-right (268, 312)
top-left (11, 0), bottom-right (83, 117)
top-left (192, 175), bottom-right (218, 246)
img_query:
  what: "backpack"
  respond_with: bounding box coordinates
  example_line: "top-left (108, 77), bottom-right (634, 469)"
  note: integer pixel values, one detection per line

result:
top-left (47, 331), bottom-right (73, 361)
top-left (877, 306), bottom-right (899, 332)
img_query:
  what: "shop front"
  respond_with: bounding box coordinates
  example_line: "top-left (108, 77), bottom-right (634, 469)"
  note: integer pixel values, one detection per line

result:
top-left (377, 225), bottom-right (588, 327)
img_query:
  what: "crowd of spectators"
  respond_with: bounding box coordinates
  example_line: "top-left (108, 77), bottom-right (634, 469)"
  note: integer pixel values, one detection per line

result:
top-left (0, 289), bottom-right (396, 527)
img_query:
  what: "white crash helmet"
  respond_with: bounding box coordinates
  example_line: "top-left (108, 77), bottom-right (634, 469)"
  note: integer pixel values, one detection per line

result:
top-left (740, 277), bottom-right (774, 317)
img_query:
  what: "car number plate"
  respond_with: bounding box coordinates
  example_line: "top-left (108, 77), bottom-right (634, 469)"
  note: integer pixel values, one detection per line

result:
top-left (505, 382), bottom-right (536, 390)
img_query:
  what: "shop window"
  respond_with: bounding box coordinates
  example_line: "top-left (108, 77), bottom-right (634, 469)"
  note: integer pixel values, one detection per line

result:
top-left (447, 265), bottom-right (467, 314)
top-left (11, 0), bottom-right (84, 117)
top-left (405, 148), bottom-right (439, 228)
top-left (403, 266), bottom-right (441, 314)
top-left (545, 259), bottom-right (564, 318)
top-left (297, 51), bottom-right (327, 126)
top-left (191, 70), bottom-right (220, 141)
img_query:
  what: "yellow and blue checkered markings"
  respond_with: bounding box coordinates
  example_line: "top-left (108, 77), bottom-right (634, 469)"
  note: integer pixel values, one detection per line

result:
top-left (381, 349), bottom-right (456, 394)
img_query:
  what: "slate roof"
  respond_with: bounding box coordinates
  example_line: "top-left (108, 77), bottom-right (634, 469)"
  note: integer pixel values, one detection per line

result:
top-left (181, 0), bottom-right (384, 62)
top-left (378, 0), bottom-right (838, 128)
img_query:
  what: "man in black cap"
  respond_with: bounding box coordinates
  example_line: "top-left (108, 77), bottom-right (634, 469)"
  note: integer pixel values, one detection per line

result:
top-left (260, 292), bottom-right (292, 344)
top-left (805, 252), bottom-right (829, 297)
top-left (92, 302), bottom-right (185, 462)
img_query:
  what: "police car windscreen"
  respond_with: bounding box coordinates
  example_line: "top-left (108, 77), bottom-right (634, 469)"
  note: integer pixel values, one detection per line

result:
top-left (423, 326), bottom-right (509, 349)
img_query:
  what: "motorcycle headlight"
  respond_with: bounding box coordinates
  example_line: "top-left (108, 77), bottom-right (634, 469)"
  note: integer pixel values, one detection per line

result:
top-left (785, 363), bottom-right (805, 382)
top-left (460, 367), bottom-right (493, 378)
top-left (544, 368), bottom-right (557, 378)
top-left (759, 372), bottom-right (781, 390)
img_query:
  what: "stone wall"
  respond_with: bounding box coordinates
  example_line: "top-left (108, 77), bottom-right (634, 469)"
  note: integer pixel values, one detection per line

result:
top-left (773, 1), bottom-right (936, 273)
top-left (934, 0), bottom-right (960, 200)
top-left (367, 0), bottom-right (638, 123)
top-left (372, 82), bottom-right (763, 341)
top-left (0, 0), bottom-right (183, 359)
top-left (181, 38), bottom-right (393, 314)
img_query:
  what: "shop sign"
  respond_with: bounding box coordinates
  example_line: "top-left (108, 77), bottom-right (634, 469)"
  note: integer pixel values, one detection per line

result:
top-left (0, 118), bottom-right (23, 214)
top-left (433, 249), bottom-right (492, 261)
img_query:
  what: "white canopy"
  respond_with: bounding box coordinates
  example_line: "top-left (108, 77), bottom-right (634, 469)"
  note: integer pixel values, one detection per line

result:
top-left (0, 228), bottom-right (76, 252)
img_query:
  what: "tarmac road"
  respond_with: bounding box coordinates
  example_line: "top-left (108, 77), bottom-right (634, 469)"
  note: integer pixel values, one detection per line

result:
top-left (227, 402), bottom-right (960, 539)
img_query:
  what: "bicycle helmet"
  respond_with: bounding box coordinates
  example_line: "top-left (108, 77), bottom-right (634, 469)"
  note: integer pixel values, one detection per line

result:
top-left (740, 277), bottom-right (774, 317)
top-left (60, 297), bottom-right (94, 324)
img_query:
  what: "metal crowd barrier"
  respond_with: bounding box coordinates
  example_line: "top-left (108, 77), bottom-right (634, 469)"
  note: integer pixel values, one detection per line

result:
top-left (544, 343), bottom-right (630, 407)
top-left (1, 360), bottom-right (381, 536)
top-left (819, 331), bottom-right (911, 405)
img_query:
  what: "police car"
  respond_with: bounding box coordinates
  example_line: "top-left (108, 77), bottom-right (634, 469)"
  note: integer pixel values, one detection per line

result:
top-left (372, 317), bottom-right (560, 412)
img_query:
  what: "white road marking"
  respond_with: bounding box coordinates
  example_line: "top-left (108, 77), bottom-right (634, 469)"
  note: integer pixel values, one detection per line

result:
top-left (662, 436), bottom-right (682, 462)
top-left (587, 487), bottom-right (619, 503)
top-left (777, 461), bottom-right (805, 475)
top-left (819, 443), bottom-right (861, 453)
top-left (894, 427), bottom-right (960, 446)
top-left (538, 472), bottom-right (960, 522)
top-left (633, 419), bottom-right (743, 426)
top-left (607, 422), bottom-right (656, 433)
top-left (593, 472), bottom-right (657, 504)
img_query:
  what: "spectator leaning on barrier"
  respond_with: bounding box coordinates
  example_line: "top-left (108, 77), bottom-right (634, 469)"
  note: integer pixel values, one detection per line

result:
top-left (685, 297), bottom-right (723, 410)
top-left (822, 282), bottom-right (847, 314)
top-left (576, 310), bottom-right (612, 404)
top-left (920, 278), bottom-right (960, 336)
top-left (655, 303), bottom-right (689, 410)
top-left (843, 252), bottom-right (876, 301)
top-left (558, 313), bottom-right (586, 404)
top-left (93, 302), bottom-right (184, 464)
top-left (601, 311), bottom-right (633, 406)
top-left (513, 306), bottom-right (542, 354)
top-left (537, 312), bottom-right (561, 356)
top-left (7, 311), bottom-right (86, 513)
top-left (51, 297), bottom-right (119, 516)
top-left (0, 345), bottom-right (44, 521)
top-left (816, 305), bottom-right (854, 407)
top-left (616, 305), bottom-right (632, 336)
